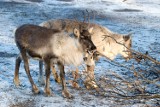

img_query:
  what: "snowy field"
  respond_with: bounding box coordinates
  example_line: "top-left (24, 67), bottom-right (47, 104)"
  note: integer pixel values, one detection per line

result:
top-left (0, 0), bottom-right (160, 106)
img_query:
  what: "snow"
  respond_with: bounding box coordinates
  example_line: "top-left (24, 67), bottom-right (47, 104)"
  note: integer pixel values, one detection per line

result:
top-left (0, 0), bottom-right (159, 106)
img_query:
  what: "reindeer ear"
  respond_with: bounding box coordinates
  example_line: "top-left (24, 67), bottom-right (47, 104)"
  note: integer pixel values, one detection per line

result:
top-left (123, 33), bottom-right (132, 41)
top-left (88, 27), bottom-right (93, 34)
top-left (73, 28), bottom-right (80, 38)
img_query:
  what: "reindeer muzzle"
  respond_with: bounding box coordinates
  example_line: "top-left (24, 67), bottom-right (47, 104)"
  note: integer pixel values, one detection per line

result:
top-left (124, 55), bottom-right (132, 61)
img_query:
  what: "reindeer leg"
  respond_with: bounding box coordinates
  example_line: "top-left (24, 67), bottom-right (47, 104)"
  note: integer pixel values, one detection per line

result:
top-left (85, 65), bottom-right (98, 89)
top-left (84, 55), bottom-right (98, 89)
top-left (58, 62), bottom-right (73, 98)
top-left (14, 54), bottom-right (22, 86)
top-left (38, 60), bottom-right (45, 85)
top-left (44, 58), bottom-right (52, 96)
top-left (71, 68), bottom-right (80, 89)
top-left (21, 50), bottom-right (39, 94)
top-left (51, 64), bottom-right (61, 84)
top-left (86, 65), bottom-right (95, 80)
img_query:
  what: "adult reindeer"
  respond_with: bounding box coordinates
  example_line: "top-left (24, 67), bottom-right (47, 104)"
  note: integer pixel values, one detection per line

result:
top-left (14, 24), bottom-right (96, 98)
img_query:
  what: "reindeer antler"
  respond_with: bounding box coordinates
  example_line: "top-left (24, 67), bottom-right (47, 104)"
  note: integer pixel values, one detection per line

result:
top-left (83, 10), bottom-right (86, 23)
top-left (74, 15), bottom-right (78, 22)
top-left (92, 10), bottom-right (95, 22)
top-left (81, 9), bottom-right (95, 31)
top-left (86, 9), bottom-right (90, 23)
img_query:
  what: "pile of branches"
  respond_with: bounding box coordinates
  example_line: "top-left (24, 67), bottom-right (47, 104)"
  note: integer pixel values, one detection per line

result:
top-left (90, 38), bottom-right (160, 105)
top-left (66, 44), bottom-right (160, 105)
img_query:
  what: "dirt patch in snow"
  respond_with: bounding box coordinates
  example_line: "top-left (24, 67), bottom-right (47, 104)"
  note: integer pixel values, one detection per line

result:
top-left (113, 8), bottom-right (143, 12)
top-left (25, 0), bottom-right (43, 2)
top-left (57, 0), bottom-right (74, 2)
top-left (10, 99), bottom-right (36, 107)
top-left (0, 1), bottom-right (28, 5)
top-left (0, 52), bottom-right (17, 58)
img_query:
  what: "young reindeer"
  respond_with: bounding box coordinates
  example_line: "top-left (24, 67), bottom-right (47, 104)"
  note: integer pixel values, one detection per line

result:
top-left (14, 24), bottom-right (96, 98)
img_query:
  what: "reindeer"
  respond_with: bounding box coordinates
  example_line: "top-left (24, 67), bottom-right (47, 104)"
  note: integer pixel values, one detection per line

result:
top-left (39, 17), bottom-right (132, 89)
top-left (14, 24), bottom-right (96, 98)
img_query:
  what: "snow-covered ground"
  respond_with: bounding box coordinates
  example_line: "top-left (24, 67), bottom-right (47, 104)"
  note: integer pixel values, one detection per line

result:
top-left (0, 0), bottom-right (160, 106)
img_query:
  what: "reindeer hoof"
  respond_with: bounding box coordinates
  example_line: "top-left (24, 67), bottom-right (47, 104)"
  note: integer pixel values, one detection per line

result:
top-left (32, 85), bottom-right (40, 94)
top-left (14, 78), bottom-right (20, 86)
top-left (71, 81), bottom-right (80, 89)
top-left (62, 90), bottom-right (73, 99)
top-left (44, 88), bottom-right (52, 96)
top-left (55, 77), bottom-right (61, 84)
top-left (84, 81), bottom-right (98, 90)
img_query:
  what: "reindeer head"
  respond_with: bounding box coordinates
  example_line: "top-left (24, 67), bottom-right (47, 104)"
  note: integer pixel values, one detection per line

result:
top-left (120, 33), bottom-right (132, 60)
top-left (71, 10), bottom-right (96, 54)
top-left (103, 33), bottom-right (132, 61)
top-left (73, 27), bottom-right (96, 54)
